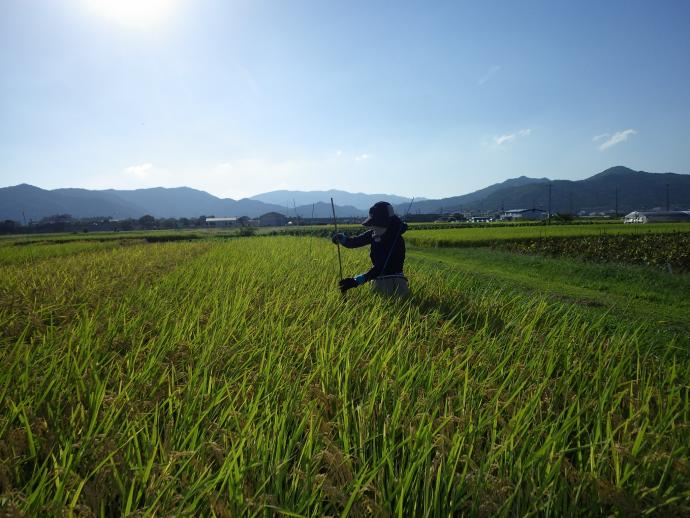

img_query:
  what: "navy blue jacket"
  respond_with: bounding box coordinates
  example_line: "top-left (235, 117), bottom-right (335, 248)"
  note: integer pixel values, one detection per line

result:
top-left (341, 216), bottom-right (408, 282)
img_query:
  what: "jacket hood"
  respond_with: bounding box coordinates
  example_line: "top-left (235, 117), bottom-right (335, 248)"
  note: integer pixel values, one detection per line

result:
top-left (388, 215), bottom-right (408, 235)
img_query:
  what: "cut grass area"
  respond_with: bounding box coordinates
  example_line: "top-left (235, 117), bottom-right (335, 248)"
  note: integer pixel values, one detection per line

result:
top-left (406, 222), bottom-right (690, 247)
top-left (409, 246), bottom-right (690, 350)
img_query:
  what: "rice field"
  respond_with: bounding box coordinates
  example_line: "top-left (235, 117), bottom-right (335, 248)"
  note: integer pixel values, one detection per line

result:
top-left (405, 222), bottom-right (690, 248)
top-left (1, 236), bottom-right (689, 515)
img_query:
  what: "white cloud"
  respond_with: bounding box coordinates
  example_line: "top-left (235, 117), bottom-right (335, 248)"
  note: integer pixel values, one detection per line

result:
top-left (355, 153), bottom-right (372, 161)
top-left (123, 163), bottom-right (154, 178)
top-left (335, 150), bottom-right (343, 157)
top-left (597, 129), bottom-right (636, 150)
top-left (493, 128), bottom-right (531, 146)
top-left (592, 133), bottom-right (609, 142)
top-left (494, 134), bottom-right (515, 146)
top-left (478, 65), bottom-right (501, 86)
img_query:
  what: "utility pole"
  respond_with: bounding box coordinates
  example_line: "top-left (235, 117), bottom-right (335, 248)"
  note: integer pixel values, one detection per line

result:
top-left (548, 183), bottom-right (552, 224)
top-left (293, 199), bottom-right (300, 226)
top-left (615, 186), bottom-right (618, 216)
top-left (666, 183), bottom-right (670, 211)
top-left (569, 192), bottom-right (573, 216)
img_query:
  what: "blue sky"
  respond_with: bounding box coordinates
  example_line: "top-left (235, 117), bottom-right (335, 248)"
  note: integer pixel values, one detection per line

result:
top-left (1, 0), bottom-right (689, 199)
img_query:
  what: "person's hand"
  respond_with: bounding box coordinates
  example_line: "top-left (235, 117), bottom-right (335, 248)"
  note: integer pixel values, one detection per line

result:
top-left (331, 233), bottom-right (347, 245)
top-left (339, 278), bottom-right (358, 293)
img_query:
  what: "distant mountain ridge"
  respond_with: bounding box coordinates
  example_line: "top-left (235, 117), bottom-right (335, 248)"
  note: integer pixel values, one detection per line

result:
top-left (399, 176), bottom-right (549, 214)
top-left (250, 189), bottom-right (414, 211)
top-left (1, 166), bottom-right (688, 221)
top-left (398, 166), bottom-right (690, 214)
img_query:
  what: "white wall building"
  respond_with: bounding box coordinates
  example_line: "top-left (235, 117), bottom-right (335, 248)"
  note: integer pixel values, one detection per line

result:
top-left (623, 211), bottom-right (690, 224)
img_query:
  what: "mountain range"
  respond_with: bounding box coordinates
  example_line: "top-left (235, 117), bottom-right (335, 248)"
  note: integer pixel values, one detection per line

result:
top-left (405, 166), bottom-right (689, 215)
top-left (249, 189), bottom-right (415, 209)
top-left (1, 166), bottom-right (688, 222)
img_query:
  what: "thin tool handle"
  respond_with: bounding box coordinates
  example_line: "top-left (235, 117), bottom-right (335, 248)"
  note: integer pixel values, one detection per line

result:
top-left (330, 197), bottom-right (343, 281)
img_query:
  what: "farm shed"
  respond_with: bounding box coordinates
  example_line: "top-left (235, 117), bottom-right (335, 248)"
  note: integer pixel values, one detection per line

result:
top-left (258, 212), bottom-right (288, 227)
top-left (500, 208), bottom-right (548, 221)
top-left (205, 217), bottom-right (240, 227)
top-left (623, 211), bottom-right (690, 223)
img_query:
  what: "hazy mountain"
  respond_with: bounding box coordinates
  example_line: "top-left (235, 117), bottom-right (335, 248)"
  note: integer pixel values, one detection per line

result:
top-left (0, 185), bottom-right (283, 221)
top-left (0, 184), bottom-right (142, 222)
top-left (0, 184), bottom-right (368, 221)
top-left (250, 189), bottom-right (413, 211)
top-left (290, 201), bottom-right (366, 219)
top-left (398, 167), bottom-right (690, 214)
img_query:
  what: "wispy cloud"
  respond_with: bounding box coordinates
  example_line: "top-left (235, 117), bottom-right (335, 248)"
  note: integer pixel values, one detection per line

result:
top-left (493, 128), bottom-right (531, 146)
top-left (478, 65), bottom-right (501, 86)
top-left (123, 163), bottom-right (153, 178)
top-left (355, 153), bottom-right (372, 161)
top-left (596, 129), bottom-right (637, 150)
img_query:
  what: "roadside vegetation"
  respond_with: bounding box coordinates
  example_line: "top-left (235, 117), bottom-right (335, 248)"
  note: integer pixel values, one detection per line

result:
top-left (1, 229), bottom-right (689, 515)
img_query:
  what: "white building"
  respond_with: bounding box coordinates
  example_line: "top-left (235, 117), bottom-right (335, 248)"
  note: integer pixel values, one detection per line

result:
top-left (205, 217), bottom-right (240, 227)
top-left (623, 211), bottom-right (690, 224)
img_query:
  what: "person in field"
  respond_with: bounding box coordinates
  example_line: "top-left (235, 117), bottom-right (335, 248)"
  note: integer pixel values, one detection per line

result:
top-left (331, 201), bottom-right (410, 297)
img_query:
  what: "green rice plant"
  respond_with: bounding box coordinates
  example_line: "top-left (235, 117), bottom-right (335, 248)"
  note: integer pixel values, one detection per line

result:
top-left (406, 222), bottom-right (690, 248)
top-left (0, 240), bottom-right (133, 265)
top-left (0, 237), bottom-right (688, 515)
top-left (497, 232), bottom-right (690, 271)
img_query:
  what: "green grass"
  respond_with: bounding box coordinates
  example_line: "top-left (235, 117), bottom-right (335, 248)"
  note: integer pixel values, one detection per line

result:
top-left (409, 246), bottom-right (690, 351)
top-left (1, 237), bottom-right (688, 515)
top-left (406, 222), bottom-right (690, 247)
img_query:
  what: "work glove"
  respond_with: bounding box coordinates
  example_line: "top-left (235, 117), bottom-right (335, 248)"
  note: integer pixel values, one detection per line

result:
top-left (339, 274), bottom-right (366, 293)
top-left (339, 278), bottom-right (358, 293)
top-left (331, 233), bottom-right (347, 245)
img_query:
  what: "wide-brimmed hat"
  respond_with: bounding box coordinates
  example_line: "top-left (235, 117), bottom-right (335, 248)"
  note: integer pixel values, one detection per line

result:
top-left (362, 201), bottom-right (395, 227)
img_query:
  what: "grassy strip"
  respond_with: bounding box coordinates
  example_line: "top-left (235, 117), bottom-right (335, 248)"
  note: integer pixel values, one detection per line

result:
top-left (409, 246), bottom-right (690, 350)
top-left (1, 237), bottom-right (688, 515)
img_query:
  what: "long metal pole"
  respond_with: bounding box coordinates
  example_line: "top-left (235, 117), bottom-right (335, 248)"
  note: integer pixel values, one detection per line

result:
top-left (330, 198), bottom-right (343, 281)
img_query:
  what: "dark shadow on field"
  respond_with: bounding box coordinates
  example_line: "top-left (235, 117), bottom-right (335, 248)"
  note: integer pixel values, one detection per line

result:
top-left (371, 281), bottom-right (508, 337)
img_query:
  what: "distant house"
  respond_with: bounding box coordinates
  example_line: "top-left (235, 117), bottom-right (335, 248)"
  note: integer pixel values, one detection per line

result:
top-left (623, 211), bottom-right (690, 224)
top-left (500, 209), bottom-right (548, 221)
top-left (258, 212), bottom-right (288, 227)
top-left (205, 217), bottom-right (240, 227)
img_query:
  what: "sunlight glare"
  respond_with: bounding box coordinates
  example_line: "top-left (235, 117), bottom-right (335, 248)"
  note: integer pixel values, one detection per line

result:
top-left (83, 0), bottom-right (180, 29)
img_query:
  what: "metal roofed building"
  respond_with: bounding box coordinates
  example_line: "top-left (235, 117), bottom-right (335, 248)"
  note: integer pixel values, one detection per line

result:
top-left (500, 208), bottom-right (548, 221)
top-left (258, 212), bottom-right (288, 227)
top-left (623, 211), bottom-right (690, 224)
